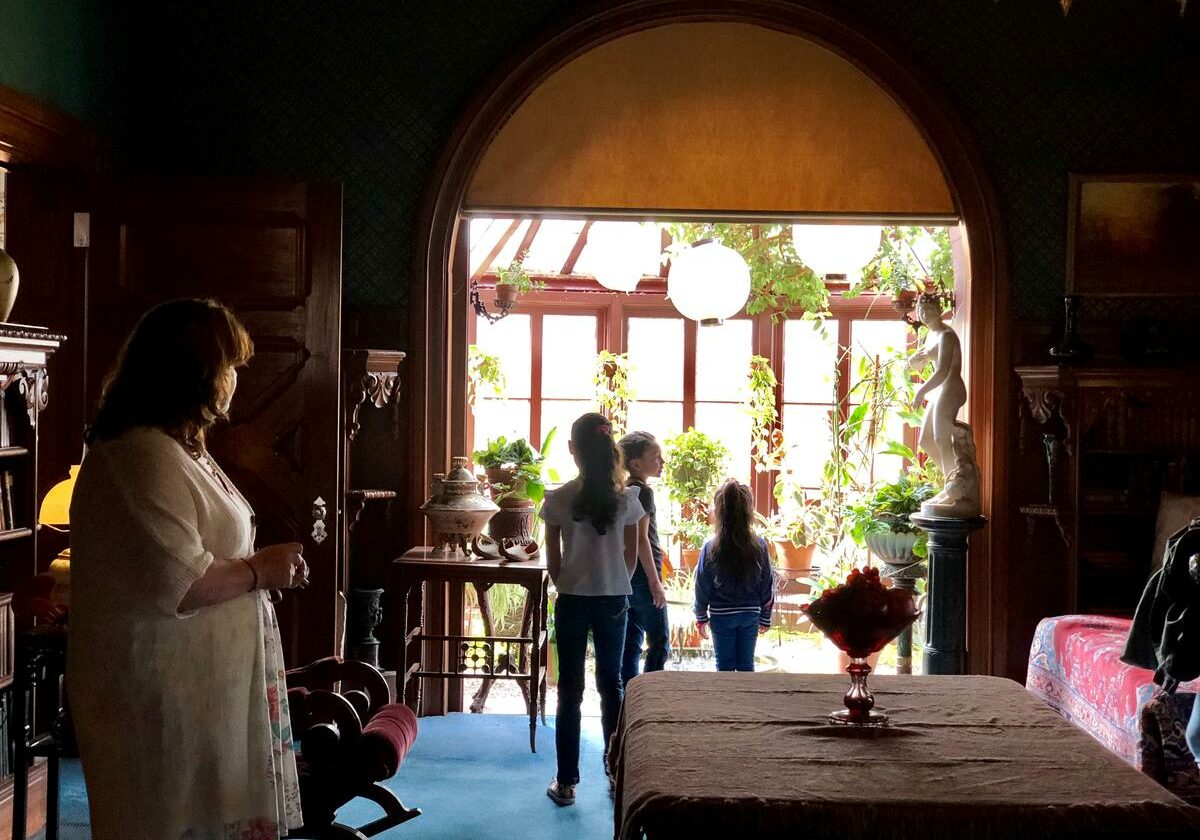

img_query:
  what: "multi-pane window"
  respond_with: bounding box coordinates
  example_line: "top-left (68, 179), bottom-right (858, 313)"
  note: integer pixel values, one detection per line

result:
top-left (471, 300), bottom-right (915, 512)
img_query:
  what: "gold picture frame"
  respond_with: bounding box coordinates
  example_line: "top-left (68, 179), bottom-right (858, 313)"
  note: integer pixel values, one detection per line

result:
top-left (1066, 173), bottom-right (1200, 296)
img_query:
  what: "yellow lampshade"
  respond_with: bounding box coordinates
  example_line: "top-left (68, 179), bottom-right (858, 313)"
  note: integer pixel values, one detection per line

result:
top-left (39, 465), bottom-right (79, 528)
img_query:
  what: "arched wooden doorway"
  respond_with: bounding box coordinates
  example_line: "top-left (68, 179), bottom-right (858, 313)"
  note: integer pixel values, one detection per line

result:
top-left (410, 0), bottom-right (1010, 691)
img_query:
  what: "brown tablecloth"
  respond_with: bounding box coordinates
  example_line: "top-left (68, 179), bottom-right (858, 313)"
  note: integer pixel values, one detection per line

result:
top-left (611, 672), bottom-right (1200, 840)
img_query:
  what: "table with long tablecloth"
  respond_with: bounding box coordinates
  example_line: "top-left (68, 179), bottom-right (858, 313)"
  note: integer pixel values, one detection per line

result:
top-left (611, 672), bottom-right (1200, 839)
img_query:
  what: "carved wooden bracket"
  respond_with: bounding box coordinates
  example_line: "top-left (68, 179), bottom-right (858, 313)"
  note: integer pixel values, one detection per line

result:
top-left (16, 368), bottom-right (48, 426)
top-left (344, 350), bottom-right (406, 444)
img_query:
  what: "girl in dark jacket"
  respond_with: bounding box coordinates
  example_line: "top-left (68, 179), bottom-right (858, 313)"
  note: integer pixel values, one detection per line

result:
top-left (693, 480), bottom-right (775, 672)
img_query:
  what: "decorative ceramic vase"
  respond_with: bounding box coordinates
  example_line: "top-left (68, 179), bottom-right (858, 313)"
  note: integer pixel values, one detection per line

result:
top-left (488, 498), bottom-right (535, 543)
top-left (348, 587), bottom-right (385, 667)
top-left (0, 249), bottom-right (19, 322)
top-left (420, 456), bottom-right (499, 556)
top-left (1049, 295), bottom-right (1091, 363)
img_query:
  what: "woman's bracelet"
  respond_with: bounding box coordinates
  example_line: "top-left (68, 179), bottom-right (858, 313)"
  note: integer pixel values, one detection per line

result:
top-left (240, 557), bottom-right (259, 591)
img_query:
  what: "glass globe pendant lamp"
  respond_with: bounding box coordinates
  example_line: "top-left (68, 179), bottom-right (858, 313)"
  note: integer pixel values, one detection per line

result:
top-left (587, 221), bottom-right (645, 292)
top-left (666, 240), bottom-right (751, 326)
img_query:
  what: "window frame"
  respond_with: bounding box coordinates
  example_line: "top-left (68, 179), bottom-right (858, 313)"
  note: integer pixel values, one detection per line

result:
top-left (469, 278), bottom-right (915, 517)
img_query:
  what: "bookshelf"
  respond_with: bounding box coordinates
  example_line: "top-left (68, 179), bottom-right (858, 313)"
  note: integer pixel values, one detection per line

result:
top-left (1017, 365), bottom-right (1200, 617)
top-left (0, 325), bottom-right (63, 832)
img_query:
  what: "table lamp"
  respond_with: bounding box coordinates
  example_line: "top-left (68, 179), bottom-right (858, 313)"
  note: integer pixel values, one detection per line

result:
top-left (39, 465), bottom-right (78, 607)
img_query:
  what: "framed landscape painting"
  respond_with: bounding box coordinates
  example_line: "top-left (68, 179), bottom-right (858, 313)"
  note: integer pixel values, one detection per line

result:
top-left (1067, 173), bottom-right (1200, 295)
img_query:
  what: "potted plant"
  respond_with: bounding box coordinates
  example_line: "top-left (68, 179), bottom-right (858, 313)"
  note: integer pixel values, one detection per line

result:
top-left (494, 251), bottom-right (543, 309)
top-left (593, 350), bottom-right (633, 438)
top-left (767, 476), bottom-right (826, 580)
top-left (663, 428), bottom-right (729, 523)
top-left (844, 467), bottom-right (939, 566)
top-left (661, 568), bottom-right (701, 653)
top-left (663, 427), bottom-right (728, 571)
top-left (670, 517), bottom-right (712, 573)
top-left (472, 430), bottom-right (557, 542)
top-left (846, 225), bottom-right (953, 317)
top-left (467, 344), bottom-right (505, 409)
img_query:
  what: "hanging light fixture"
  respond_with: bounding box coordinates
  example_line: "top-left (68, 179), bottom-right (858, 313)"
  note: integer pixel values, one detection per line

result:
top-left (790, 223), bottom-right (882, 279)
top-left (667, 240), bottom-right (751, 326)
top-left (587, 221), bottom-right (645, 292)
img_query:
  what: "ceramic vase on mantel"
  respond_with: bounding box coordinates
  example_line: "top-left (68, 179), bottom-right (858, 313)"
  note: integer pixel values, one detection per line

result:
top-left (0, 249), bottom-right (20, 322)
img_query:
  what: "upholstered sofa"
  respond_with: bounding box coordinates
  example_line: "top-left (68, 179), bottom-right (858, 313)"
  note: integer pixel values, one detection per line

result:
top-left (1027, 614), bottom-right (1199, 804)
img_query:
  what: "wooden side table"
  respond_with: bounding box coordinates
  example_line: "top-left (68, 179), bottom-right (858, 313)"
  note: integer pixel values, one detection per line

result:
top-left (390, 548), bottom-right (548, 752)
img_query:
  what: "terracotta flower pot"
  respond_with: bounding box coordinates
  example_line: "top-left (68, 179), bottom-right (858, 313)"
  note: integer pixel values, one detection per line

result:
top-left (679, 547), bottom-right (700, 573)
top-left (772, 541), bottom-right (817, 578)
top-left (494, 284), bottom-right (519, 309)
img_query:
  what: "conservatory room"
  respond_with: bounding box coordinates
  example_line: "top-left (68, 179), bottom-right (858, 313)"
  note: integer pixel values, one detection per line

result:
top-left (460, 216), bottom-right (958, 715)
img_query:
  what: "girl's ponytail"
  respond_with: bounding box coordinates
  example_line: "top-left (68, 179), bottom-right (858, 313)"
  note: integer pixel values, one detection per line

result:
top-left (570, 412), bottom-right (624, 534)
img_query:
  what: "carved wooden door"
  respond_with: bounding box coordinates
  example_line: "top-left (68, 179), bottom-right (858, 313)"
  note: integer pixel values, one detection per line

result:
top-left (86, 178), bottom-right (342, 665)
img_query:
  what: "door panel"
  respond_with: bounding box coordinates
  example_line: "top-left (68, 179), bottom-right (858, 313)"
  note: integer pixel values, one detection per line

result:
top-left (87, 177), bottom-right (342, 665)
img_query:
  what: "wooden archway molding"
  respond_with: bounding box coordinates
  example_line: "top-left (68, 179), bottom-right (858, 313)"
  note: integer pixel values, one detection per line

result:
top-left (410, 0), bottom-right (1011, 679)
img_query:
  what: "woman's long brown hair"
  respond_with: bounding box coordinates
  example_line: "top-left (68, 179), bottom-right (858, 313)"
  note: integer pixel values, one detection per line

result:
top-left (711, 479), bottom-right (759, 585)
top-left (570, 412), bottom-right (625, 534)
top-left (86, 298), bottom-right (253, 451)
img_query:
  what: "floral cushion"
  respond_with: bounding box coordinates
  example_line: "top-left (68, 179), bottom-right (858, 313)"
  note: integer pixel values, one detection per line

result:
top-left (1027, 614), bottom-right (1200, 803)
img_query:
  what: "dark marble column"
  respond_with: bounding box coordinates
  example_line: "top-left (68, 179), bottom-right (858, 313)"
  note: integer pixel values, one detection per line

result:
top-left (910, 514), bottom-right (986, 675)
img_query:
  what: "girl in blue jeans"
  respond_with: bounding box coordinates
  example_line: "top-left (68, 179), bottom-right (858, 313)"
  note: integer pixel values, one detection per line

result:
top-left (694, 480), bottom-right (775, 672)
top-left (541, 412), bottom-right (651, 806)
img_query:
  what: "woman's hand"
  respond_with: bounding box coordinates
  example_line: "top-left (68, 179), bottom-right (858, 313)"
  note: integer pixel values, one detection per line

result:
top-left (247, 542), bottom-right (308, 590)
top-left (696, 621), bottom-right (710, 640)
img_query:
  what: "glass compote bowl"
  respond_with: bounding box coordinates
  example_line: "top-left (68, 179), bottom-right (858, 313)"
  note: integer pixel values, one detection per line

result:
top-left (802, 567), bottom-right (921, 726)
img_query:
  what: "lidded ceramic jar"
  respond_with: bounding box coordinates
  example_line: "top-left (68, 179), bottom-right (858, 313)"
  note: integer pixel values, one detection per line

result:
top-left (420, 456), bottom-right (499, 555)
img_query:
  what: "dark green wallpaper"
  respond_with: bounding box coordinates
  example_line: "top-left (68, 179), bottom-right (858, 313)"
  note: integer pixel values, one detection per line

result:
top-left (123, 0), bottom-right (1200, 321)
top-left (0, 0), bottom-right (127, 139)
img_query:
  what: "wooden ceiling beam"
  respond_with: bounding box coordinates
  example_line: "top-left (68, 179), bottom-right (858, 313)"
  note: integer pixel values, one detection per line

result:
top-left (560, 220), bottom-right (593, 275)
top-left (470, 218), bottom-right (522, 280)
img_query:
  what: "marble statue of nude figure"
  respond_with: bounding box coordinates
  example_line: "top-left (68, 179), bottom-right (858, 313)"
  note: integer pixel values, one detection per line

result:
top-left (909, 294), bottom-right (981, 518)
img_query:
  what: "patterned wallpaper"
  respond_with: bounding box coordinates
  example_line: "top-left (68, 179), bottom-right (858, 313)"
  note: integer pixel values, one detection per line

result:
top-left (123, 1), bottom-right (1200, 323)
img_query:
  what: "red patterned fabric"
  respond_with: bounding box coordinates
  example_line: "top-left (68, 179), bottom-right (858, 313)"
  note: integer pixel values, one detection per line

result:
top-left (1027, 614), bottom-right (1200, 803)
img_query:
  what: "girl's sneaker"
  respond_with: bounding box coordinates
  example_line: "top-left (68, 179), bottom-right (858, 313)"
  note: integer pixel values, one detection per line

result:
top-left (546, 780), bottom-right (576, 807)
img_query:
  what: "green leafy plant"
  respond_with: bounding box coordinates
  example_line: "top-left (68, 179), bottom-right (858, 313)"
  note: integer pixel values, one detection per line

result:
top-left (745, 355), bottom-right (782, 473)
top-left (663, 428), bottom-right (729, 518)
top-left (495, 251), bottom-right (544, 294)
top-left (472, 430), bottom-right (558, 505)
top-left (770, 478), bottom-right (828, 549)
top-left (467, 344), bottom-right (506, 408)
top-left (844, 465), bottom-right (939, 558)
top-left (594, 350), bottom-right (634, 438)
top-left (665, 223), bottom-right (829, 323)
top-left (848, 225), bottom-right (953, 300)
top-left (670, 517), bottom-right (712, 551)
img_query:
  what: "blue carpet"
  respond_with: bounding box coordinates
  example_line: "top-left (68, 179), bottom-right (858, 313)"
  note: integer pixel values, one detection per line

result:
top-left (53, 714), bottom-right (612, 840)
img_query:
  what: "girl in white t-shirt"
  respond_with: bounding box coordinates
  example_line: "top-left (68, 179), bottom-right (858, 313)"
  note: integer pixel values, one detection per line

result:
top-left (541, 412), bottom-right (650, 807)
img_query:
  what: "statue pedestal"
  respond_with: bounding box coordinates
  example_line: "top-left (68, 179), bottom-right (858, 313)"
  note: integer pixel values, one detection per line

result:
top-left (910, 514), bottom-right (986, 675)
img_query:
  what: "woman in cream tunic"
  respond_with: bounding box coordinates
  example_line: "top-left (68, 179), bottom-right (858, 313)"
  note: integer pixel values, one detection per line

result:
top-left (67, 299), bottom-right (308, 840)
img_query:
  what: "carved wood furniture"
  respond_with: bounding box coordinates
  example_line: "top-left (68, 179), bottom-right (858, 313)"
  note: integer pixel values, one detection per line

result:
top-left (0, 327), bottom-right (62, 839)
top-left (342, 349), bottom-right (405, 667)
top-left (286, 656), bottom-right (421, 839)
top-left (390, 548), bottom-right (548, 752)
top-left (1016, 365), bottom-right (1200, 615)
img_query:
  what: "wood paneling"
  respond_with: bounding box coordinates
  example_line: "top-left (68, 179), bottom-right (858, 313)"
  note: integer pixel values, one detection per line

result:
top-left (87, 177), bottom-right (343, 666)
